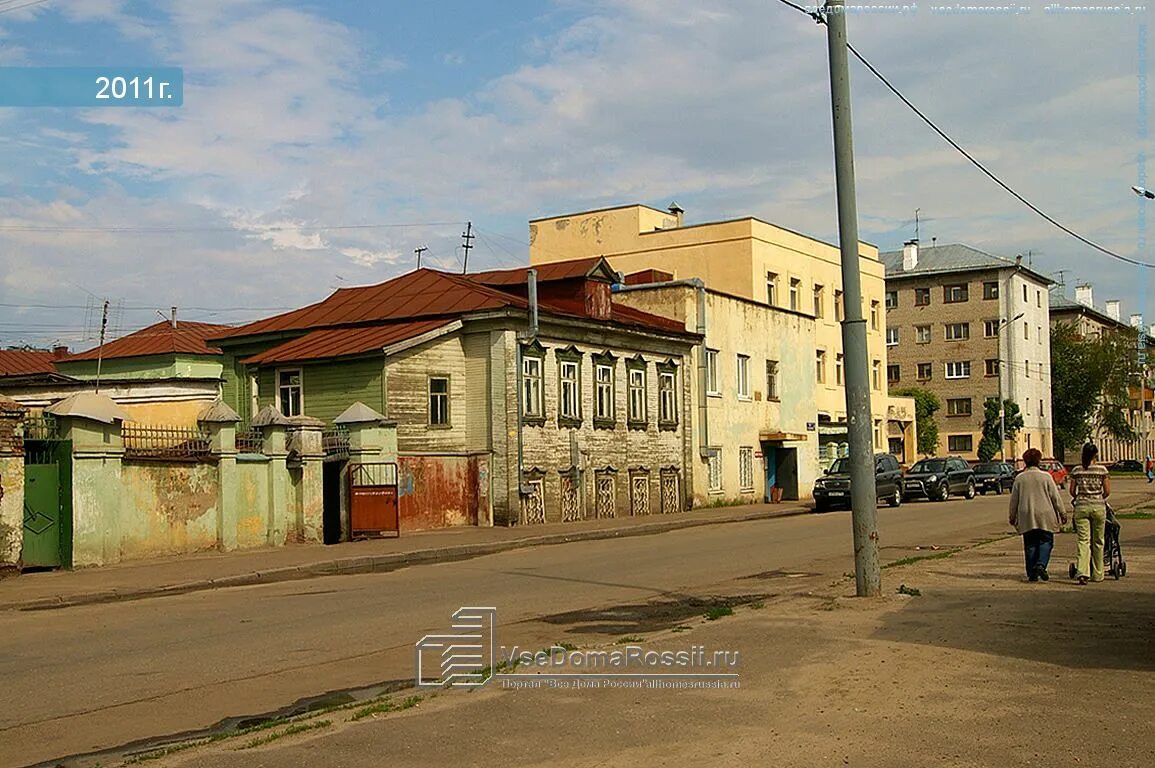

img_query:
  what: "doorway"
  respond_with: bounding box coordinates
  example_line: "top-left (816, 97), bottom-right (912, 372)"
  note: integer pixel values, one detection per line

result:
top-left (763, 443), bottom-right (799, 502)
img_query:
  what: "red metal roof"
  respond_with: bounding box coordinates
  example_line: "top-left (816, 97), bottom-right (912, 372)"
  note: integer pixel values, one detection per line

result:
top-left (211, 269), bottom-right (530, 341)
top-left (543, 298), bottom-right (688, 334)
top-left (0, 349), bottom-right (57, 376)
top-left (241, 319), bottom-right (454, 365)
top-left (469, 257), bottom-right (611, 286)
top-left (66, 320), bottom-right (229, 362)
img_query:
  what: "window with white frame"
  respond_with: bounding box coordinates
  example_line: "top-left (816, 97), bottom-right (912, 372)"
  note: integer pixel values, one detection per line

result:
top-left (916, 324), bottom-right (931, 344)
top-left (945, 322), bottom-right (970, 341)
top-left (658, 368), bottom-right (677, 426)
top-left (558, 360), bottom-right (580, 421)
top-left (885, 289), bottom-right (898, 309)
top-left (595, 363), bottom-right (614, 422)
top-left (886, 327), bottom-right (899, 346)
top-left (708, 450), bottom-right (723, 492)
top-left (870, 301), bottom-right (880, 330)
top-left (814, 284), bottom-right (825, 318)
top-left (428, 376), bottom-right (450, 426)
top-left (872, 360), bottom-right (882, 390)
top-left (705, 348), bottom-right (720, 395)
top-left (277, 369), bottom-right (302, 417)
top-left (945, 361), bottom-right (971, 380)
top-left (739, 446), bottom-right (754, 491)
top-left (766, 359), bottom-right (779, 400)
top-left (984, 320), bottom-right (999, 338)
top-left (628, 364), bottom-right (647, 425)
top-left (836, 353), bottom-right (844, 386)
top-left (789, 278), bottom-right (801, 311)
top-left (834, 290), bottom-right (844, 321)
top-left (737, 354), bottom-right (750, 399)
top-left (873, 421), bottom-right (882, 449)
top-left (766, 272), bottom-right (778, 305)
top-left (522, 354), bottom-right (543, 418)
top-left (816, 350), bottom-right (826, 384)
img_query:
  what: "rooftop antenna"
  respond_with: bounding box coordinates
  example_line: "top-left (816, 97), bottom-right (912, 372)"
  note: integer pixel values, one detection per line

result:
top-left (415, 245), bottom-right (427, 269)
top-left (1053, 269), bottom-right (1067, 288)
top-left (460, 221), bottom-right (474, 274)
top-left (94, 299), bottom-right (110, 394)
top-left (914, 208), bottom-right (920, 242)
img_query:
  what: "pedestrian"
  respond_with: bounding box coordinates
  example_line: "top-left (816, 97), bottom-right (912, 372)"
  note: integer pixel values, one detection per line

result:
top-left (1145, 455), bottom-right (1153, 483)
top-left (1008, 448), bottom-right (1068, 582)
top-left (1069, 442), bottom-right (1110, 584)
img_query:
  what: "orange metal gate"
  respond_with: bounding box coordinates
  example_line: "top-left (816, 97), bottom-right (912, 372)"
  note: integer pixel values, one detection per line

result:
top-left (348, 462), bottom-right (399, 539)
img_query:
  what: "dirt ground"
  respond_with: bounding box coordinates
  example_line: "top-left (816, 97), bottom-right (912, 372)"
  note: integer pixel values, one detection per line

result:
top-left (132, 515), bottom-right (1155, 768)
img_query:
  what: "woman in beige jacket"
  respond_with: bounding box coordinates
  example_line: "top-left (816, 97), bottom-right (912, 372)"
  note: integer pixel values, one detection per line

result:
top-left (1008, 448), bottom-right (1068, 582)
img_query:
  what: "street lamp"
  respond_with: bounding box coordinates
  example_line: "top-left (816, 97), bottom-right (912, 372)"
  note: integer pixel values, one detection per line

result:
top-left (1133, 185), bottom-right (1155, 200)
top-left (997, 312), bottom-right (1026, 462)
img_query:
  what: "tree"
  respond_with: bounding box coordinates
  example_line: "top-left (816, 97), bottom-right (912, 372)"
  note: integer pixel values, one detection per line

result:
top-left (1051, 322), bottom-right (1140, 459)
top-left (893, 387), bottom-right (940, 456)
top-left (978, 398), bottom-right (1023, 461)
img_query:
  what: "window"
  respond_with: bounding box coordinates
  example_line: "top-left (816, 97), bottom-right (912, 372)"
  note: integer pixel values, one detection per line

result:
top-left (1026, 399), bottom-right (1031, 416)
top-left (917, 362), bottom-right (932, 380)
top-left (985, 359), bottom-right (1000, 377)
top-left (249, 372), bottom-right (260, 422)
top-left (658, 369), bottom-right (677, 426)
top-left (947, 398), bottom-right (972, 417)
top-left (885, 290), bottom-right (898, 309)
top-left (983, 281), bottom-right (999, 300)
top-left (948, 435), bottom-right (974, 453)
top-left (834, 290), bottom-right (844, 321)
top-left (277, 369), bottom-right (302, 417)
top-left (705, 349), bottom-right (720, 395)
top-left (1023, 284), bottom-right (1028, 302)
top-left (873, 421), bottom-right (882, 449)
top-left (886, 327), bottom-right (899, 346)
top-left (1040, 399), bottom-right (1045, 419)
top-left (1039, 361), bottom-right (1044, 377)
top-left (944, 283), bottom-right (969, 303)
top-left (628, 364), bottom-right (647, 425)
top-left (816, 350), bottom-right (826, 384)
top-left (595, 363), bottom-right (615, 422)
top-left (789, 278), bottom-right (801, 311)
top-left (984, 320), bottom-right (999, 338)
top-left (945, 361), bottom-right (971, 380)
top-left (914, 287), bottom-right (931, 306)
top-left (559, 360), bottom-right (581, 422)
top-left (708, 450), bottom-right (723, 492)
top-left (522, 354), bottom-right (543, 418)
top-left (870, 301), bottom-right (880, 330)
top-left (739, 447), bottom-right (754, 491)
top-left (1037, 289), bottom-right (1042, 308)
top-left (835, 354), bottom-right (844, 385)
top-left (1025, 359), bottom-right (1031, 378)
top-left (428, 376), bottom-right (450, 426)
top-left (872, 360), bottom-right (882, 390)
top-left (766, 272), bottom-right (777, 305)
top-left (916, 325), bottom-right (931, 344)
top-left (814, 284), bottom-right (825, 318)
top-left (945, 322), bottom-right (970, 341)
top-left (737, 354), bottom-right (750, 399)
top-left (1037, 325), bottom-right (1042, 344)
top-left (765, 360), bottom-right (779, 400)
top-left (1024, 323), bottom-right (1029, 340)
top-left (887, 363), bottom-right (900, 384)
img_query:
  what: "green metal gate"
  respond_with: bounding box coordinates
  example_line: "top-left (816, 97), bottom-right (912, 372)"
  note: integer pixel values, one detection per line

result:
top-left (22, 416), bottom-right (72, 569)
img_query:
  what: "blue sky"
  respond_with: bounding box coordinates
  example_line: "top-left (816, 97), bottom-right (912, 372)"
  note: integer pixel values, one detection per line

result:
top-left (0, 0), bottom-right (1152, 348)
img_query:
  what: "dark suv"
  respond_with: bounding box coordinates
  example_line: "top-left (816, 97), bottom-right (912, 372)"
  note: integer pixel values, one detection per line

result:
top-left (903, 456), bottom-right (976, 502)
top-left (813, 453), bottom-right (904, 512)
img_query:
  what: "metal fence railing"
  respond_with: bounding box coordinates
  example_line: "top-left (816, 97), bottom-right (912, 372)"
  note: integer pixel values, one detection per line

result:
top-left (236, 426), bottom-right (264, 454)
top-left (123, 422), bottom-right (212, 460)
top-left (23, 414), bottom-right (60, 441)
top-left (322, 425), bottom-right (350, 461)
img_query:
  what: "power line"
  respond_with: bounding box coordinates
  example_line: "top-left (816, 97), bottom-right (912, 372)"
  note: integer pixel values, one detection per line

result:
top-left (0, 301), bottom-right (295, 311)
top-left (0, 220), bottom-right (464, 233)
top-left (0, 0), bottom-right (52, 17)
top-left (772, 0), bottom-right (1155, 270)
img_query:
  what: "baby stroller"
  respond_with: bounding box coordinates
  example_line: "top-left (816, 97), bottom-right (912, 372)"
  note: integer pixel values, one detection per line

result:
top-left (1068, 503), bottom-right (1127, 580)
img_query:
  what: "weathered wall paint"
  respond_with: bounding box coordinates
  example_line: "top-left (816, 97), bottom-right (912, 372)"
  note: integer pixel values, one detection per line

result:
top-left (235, 458), bottom-right (271, 549)
top-left (0, 454), bottom-right (24, 566)
top-left (398, 454), bottom-right (482, 530)
top-left (117, 462), bottom-right (219, 560)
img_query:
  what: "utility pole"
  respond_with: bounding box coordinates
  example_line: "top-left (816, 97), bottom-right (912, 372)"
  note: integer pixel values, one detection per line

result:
top-left (415, 246), bottom-right (427, 269)
top-left (824, 0), bottom-right (879, 597)
top-left (94, 299), bottom-right (110, 394)
top-left (914, 208), bottom-right (920, 242)
top-left (998, 312), bottom-right (1024, 462)
top-left (461, 222), bottom-right (474, 274)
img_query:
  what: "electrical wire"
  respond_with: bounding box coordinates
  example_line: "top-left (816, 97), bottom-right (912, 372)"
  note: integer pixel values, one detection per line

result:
top-left (0, 0), bottom-right (51, 17)
top-left (0, 220), bottom-right (464, 233)
top-left (772, 0), bottom-right (1155, 270)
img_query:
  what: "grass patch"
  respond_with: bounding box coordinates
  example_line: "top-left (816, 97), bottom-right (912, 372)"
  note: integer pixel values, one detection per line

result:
top-left (671, 625), bottom-right (692, 633)
top-left (125, 740), bottom-right (211, 764)
top-left (882, 549), bottom-right (960, 569)
top-left (896, 584), bottom-right (922, 597)
top-left (237, 720), bottom-right (331, 750)
top-left (350, 695), bottom-right (421, 722)
top-left (1117, 511), bottom-right (1155, 520)
top-left (749, 601), bottom-right (766, 610)
top-left (616, 635), bottom-right (644, 644)
top-left (704, 605), bottom-right (734, 621)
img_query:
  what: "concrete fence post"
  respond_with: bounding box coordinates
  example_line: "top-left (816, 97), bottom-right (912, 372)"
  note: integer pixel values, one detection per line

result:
top-left (286, 416), bottom-right (325, 544)
top-left (200, 400), bottom-right (241, 552)
top-left (0, 396), bottom-right (27, 568)
top-left (251, 405), bottom-right (292, 547)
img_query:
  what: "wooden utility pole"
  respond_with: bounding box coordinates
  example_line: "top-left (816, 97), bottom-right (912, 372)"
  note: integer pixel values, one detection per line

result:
top-left (415, 246), bottom-right (427, 269)
top-left (94, 299), bottom-right (110, 394)
top-left (461, 222), bottom-right (474, 274)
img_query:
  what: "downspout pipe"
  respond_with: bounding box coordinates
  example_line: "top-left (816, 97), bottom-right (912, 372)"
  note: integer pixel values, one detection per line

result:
top-left (514, 269), bottom-right (538, 520)
top-left (613, 278), bottom-right (710, 458)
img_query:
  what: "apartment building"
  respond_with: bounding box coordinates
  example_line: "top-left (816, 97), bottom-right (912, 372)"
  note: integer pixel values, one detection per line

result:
top-left (881, 241), bottom-right (1054, 460)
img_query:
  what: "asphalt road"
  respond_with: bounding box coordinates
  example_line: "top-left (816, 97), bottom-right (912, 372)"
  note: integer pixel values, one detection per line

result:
top-left (0, 489), bottom-right (1099, 768)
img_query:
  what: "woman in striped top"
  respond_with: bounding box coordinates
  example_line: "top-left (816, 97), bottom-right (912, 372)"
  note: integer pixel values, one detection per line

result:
top-left (1068, 443), bottom-right (1110, 584)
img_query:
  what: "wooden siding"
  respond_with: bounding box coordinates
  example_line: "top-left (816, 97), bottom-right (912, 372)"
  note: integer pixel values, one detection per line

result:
top-left (386, 335), bottom-right (469, 452)
top-left (255, 357), bottom-right (385, 424)
top-left (463, 331), bottom-right (491, 452)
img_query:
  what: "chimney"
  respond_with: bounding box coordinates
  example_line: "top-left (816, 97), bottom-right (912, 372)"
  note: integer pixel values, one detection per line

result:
top-left (1105, 300), bottom-right (1121, 322)
top-left (1075, 284), bottom-right (1094, 309)
top-left (902, 239), bottom-right (919, 271)
top-left (52, 345), bottom-right (69, 360)
top-left (667, 202), bottom-right (684, 227)
top-left (1131, 313), bottom-right (1143, 329)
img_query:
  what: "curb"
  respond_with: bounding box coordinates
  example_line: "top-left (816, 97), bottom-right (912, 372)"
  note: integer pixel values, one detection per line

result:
top-left (5, 505), bottom-right (812, 612)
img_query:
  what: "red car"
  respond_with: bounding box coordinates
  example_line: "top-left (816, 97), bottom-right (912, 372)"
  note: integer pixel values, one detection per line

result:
top-left (1039, 459), bottom-right (1068, 487)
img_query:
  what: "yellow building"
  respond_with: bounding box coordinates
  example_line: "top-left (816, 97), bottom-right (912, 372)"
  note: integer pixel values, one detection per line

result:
top-left (529, 204), bottom-right (916, 484)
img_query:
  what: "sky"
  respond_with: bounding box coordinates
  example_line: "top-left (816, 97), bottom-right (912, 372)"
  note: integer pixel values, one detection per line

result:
top-left (0, 0), bottom-right (1152, 349)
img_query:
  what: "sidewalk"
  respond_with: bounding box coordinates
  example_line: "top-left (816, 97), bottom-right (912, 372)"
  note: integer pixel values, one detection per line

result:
top-left (0, 501), bottom-right (808, 612)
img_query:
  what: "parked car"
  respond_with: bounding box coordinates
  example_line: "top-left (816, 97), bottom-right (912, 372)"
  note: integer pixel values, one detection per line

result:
top-left (813, 453), bottom-right (904, 512)
top-left (902, 456), bottom-right (976, 502)
top-left (1108, 459), bottom-right (1144, 473)
top-left (1039, 458), bottom-right (1068, 487)
top-left (973, 461), bottom-right (1016, 495)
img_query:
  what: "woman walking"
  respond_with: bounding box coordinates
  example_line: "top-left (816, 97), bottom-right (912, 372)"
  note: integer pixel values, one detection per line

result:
top-left (1069, 443), bottom-right (1110, 584)
top-left (1009, 448), bottom-right (1068, 582)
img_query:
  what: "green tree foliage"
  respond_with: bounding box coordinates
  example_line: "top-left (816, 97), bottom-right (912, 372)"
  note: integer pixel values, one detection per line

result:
top-left (1051, 321), bottom-right (1140, 459)
top-left (893, 387), bottom-right (941, 456)
top-left (978, 398), bottom-right (1023, 461)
